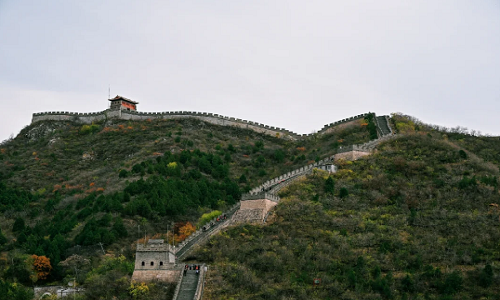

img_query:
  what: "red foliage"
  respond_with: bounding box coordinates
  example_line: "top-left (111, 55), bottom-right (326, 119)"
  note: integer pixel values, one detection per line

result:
top-left (32, 255), bottom-right (52, 280)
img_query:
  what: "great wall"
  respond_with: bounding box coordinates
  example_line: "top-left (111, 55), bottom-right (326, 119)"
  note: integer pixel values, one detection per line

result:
top-left (132, 114), bottom-right (393, 300)
top-left (31, 107), bottom-right (373, 141)
top-left (31, 98), bottom-right (394, 300)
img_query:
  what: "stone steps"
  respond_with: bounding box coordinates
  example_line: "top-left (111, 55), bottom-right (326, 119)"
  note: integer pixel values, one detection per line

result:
top-left (175, 270), bottom-right (200, 300)
top-left (376, 116), bottom-right (392, 136)
top-left (175, 208), bottom-right (237, 260)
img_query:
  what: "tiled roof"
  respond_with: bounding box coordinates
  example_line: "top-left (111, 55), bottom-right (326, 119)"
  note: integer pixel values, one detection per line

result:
top-left (108, 95), bottom-right (139, 104)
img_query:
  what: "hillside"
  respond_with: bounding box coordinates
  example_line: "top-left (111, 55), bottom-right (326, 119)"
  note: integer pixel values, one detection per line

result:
top-left (0, 113), bottom-right (373, 299)
top-left (0, 113), bottom-right (498, 299)
top-left (193, 126), bottom-right (500, 299)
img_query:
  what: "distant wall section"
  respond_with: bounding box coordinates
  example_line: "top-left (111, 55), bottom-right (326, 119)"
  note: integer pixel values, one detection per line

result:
top-left (31, 109), bottom-right (375, 140)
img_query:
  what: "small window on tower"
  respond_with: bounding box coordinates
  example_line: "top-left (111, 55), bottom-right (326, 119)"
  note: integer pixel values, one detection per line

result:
top-left (141, 262), bottom-right (145, 266)
top-left (151, 262), bottom-right (154, 266)
top-left (160, 261), bottom-right (163, 266)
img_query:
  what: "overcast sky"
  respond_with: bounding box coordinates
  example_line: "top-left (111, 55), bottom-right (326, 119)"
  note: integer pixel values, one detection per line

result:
top-left (1, 0), bottom-right (499, 142)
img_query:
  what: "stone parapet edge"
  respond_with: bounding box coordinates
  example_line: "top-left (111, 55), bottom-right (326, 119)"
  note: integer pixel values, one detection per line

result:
top-left (31, 109), bottom-right (373, 140)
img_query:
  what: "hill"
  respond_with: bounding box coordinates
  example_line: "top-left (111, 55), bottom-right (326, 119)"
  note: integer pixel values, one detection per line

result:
top-left (193, 119), bottom-right (500, 300)
top-left (0, 112), bottom-right (498, 299)
top-left (0, 113), bottom-right (373, 299)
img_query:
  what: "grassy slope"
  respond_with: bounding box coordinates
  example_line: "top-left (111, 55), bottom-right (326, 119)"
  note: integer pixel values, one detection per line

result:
top-left (194, 133), bottom-right (500, 300)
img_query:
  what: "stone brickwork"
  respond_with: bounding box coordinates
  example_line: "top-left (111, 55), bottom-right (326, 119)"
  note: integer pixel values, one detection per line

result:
top-left (131, 269), bottom-right (181, 283)
top-left (131, 239), bottom-right (178, 283)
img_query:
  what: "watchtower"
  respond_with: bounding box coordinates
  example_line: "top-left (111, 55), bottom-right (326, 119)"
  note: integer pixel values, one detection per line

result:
top-left (131, 239), bottom-right (179, 283)
top-left (108, 95), bottom-right (138, 111)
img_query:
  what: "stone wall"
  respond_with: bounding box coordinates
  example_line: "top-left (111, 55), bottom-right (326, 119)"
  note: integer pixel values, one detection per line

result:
top-left (134, 241), bottom-right (175, 272)
top-left (232, 198), bottom-right (278, 224)
top-left (134, 249), bottom-right (175, 271)
top-left (334, 150), bottom-right (371, 161)
top-left (31, 108), bottom-right (373, 141)
top-left (247, 155), bottom-right (335, 195)
top-left (34, 286), bottom-right (84, 299)
top-left (131, 269), bottom-right (181, 283)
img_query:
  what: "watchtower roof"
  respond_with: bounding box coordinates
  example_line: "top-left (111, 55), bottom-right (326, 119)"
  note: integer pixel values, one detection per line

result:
top-left (108, 95), bottom-right (139, 104)
top-left (148, 239), bottom-right (164, 244)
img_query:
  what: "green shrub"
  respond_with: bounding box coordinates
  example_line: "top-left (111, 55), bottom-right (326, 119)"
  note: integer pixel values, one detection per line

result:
top-left (119, 169), bottom-right (129, 178)
top-left (80, 124), bottom-right (100, 135)
top-left (339, 187), bottom-right (349, 198)
top-left (197, 210), bottom-right (222, 227)
top-left (12, 217), bottom-right (25, 232)
top-left (458, 149), bottom-right (468, 159)
top-left (325, 176), bottom-right (335, 194)
top-left (479, 264), bottom-right (493, 288)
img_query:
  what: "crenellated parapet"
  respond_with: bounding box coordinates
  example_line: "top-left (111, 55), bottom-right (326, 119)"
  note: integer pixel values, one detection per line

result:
top-left (31, 108), bottom-right (377, 141)
top-left (246, 155), bottom-right (335, 195)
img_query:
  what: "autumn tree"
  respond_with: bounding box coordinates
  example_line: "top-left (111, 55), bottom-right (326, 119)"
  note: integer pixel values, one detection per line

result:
top-left (175, 222), bottom-right (196, 243)
top-left (31, 255), bottom-right (52, 281)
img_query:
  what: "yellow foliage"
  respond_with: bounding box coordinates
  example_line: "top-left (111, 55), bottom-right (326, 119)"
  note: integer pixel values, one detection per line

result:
top-left (175, 222), bottom-right (196, 243)
top-left (334, 169), bottom-right (355, 180)
top-left (396, 121), bottom-right (415, 133)
top-left (167, 162), bottom-right (177, 169)
top-left (129, 281), bottom-right (150, 299)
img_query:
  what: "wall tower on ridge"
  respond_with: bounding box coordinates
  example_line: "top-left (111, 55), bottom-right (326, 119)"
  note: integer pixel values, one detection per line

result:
top-left (109, 95), bottom-right (138, 111)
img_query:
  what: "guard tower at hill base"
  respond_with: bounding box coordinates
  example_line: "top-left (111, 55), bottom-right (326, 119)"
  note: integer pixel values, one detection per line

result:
top-left (131, 239), bottom-right (180, 283)
top-left (109, 95), bottom-right (138, 111)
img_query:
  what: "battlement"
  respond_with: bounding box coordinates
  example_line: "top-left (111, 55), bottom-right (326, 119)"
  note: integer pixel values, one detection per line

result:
top-left (136, 239), bottom-right (172, 252)
top-left (31, 103), bottom-right (375, 141)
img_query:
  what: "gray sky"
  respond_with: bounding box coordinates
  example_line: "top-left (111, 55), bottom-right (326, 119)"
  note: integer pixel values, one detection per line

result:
top-left (1, 0), bottom-right (499, 142)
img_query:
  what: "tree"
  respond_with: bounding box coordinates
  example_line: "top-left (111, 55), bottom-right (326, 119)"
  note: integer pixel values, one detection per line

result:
top-left (12, 217), bottom-right (25, 232)
top-left (458, 149), bottom-right (468, 159)
top-left (0, 228), bottom-right (7, 245)
top-left (339, 187), bottom-right (349, 198)
top-left (5, 252), bottom-right (36, 285)
top-left (239, 174), bottom-right (247, 184)
top-left (479, 264), bottom-right (493, 288)
top-left (129, 282), bottom-right (149, 299)
top-left (119, 169), bottom-right (129, 178)
top-left (274, 149), bottom-right (285, 163)
top-left (175, 222), bottom-right (196, 243)
top-left (31, 255), bottom-right (52, 281)
top-left (112, 217), bottom-right (128, 238)
top-left (59, 255), bottom-right (90, 283)
top-left (325, 176), bottom-right (335, 195)
top-left (0, 280), bottom-right (33, 300)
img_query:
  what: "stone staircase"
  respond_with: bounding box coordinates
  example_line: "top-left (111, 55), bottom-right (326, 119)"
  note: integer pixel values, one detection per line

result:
top-left (175, 203), bottom-right (239, 261)
top-left (170, 115), bottom-right (397, 299)
top-left (174, 268), bottom-right (201, 300)
top-left (376, 115), bottom-right (392, 136)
